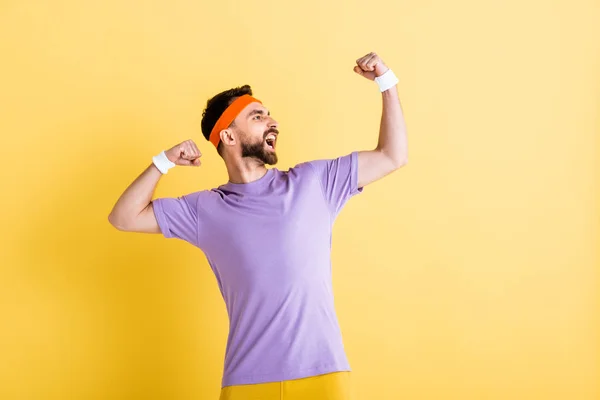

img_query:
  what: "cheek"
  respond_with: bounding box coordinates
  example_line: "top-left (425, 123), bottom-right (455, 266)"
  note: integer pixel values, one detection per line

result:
top-left (253, 125), bottom-right (267, 139)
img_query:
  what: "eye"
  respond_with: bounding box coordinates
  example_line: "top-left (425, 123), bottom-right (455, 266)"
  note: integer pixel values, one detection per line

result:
top-left (254, 115), bottom-right (261, 120)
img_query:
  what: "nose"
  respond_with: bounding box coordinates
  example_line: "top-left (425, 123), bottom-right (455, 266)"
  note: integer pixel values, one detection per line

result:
top-left (268, 116), bottom-right (278, 127)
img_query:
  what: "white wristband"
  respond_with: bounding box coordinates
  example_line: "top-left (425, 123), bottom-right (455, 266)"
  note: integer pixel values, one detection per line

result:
top-left (152, 150), bottom-right (176, 174)
top-left (374, 69), bottom-right (399, 92)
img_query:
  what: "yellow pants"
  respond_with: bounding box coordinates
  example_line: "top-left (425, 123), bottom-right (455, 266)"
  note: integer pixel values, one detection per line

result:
top-left (219, 371), bottom-right (353, 400)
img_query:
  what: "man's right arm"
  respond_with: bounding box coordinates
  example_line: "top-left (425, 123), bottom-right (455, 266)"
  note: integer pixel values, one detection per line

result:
top-left (108, 163), bottom-right (164, 233)
top-left (108, 140), bottom-right (202, 234)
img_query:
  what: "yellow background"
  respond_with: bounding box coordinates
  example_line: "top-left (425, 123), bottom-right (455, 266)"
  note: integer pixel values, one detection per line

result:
top-left (1, 1), bottom-right (598, 399)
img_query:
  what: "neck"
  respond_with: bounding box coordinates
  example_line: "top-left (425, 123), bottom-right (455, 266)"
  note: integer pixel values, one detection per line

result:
top-left (224, 155), bottom-right (269, 184)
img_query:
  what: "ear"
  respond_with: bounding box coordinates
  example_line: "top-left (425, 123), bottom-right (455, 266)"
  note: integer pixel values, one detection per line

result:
top-left (220, 129), bottom-right (236, 146)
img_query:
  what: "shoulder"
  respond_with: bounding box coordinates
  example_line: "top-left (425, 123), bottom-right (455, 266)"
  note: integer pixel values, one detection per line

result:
top-left (153, 189), bottom-right (209, 211)
top-left (288, 152), bottom-right (357, 177)
top-left (288, 159), bottom-right (316, 173)
top-left (181, 189), bottom-right (212, 203)
top-left (283, 160), bottom-right (322, 181)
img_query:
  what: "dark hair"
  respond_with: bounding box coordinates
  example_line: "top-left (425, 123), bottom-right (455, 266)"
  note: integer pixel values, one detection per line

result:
top-left (201, 84), bottom-right (253, 155)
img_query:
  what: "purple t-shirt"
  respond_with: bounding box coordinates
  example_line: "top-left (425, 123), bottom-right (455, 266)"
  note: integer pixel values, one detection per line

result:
top-left (152, 151), bottom-right (363, 388)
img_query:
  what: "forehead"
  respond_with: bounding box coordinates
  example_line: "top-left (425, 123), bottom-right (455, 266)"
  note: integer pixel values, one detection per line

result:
top-left (242, 102), bottom-right (270, 117)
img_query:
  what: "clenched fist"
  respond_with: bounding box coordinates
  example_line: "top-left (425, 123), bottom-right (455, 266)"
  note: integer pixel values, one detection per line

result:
top-left (353, 52), bottom-right (389, 81)
top-left (165, 140), bottom-right (202, 167)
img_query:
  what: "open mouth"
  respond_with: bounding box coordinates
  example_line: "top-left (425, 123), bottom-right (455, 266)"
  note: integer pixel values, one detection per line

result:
top-left (265, 134), bottom-right (277, 150)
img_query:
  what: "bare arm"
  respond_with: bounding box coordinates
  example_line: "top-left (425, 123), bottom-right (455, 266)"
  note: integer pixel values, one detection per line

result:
top-left (108, 140), bottom-right (202, 233)
top-left (108, 163), bottom-right (164, 233)
top-left (352, 52), bottom-right (408, 188)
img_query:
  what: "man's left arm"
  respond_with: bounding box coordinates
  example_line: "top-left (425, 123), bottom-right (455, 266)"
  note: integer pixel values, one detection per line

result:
top-left (353, 52), bottom-right (408, 188)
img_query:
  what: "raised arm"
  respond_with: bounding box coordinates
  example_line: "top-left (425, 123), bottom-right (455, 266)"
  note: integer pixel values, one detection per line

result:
top-left (353, 52), bottom-right (408, 188)
top-left (108, 140), bottom-right (202, 233)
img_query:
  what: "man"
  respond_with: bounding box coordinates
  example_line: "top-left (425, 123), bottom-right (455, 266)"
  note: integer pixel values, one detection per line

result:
top-left (108, 52), bottom-right (407, 399)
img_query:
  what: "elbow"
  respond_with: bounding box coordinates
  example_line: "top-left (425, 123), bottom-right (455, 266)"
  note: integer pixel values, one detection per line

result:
top-left (376, 147), bottom-right (407, 169)
top-left (388, 154), bottom-right (408, 170)
top-left (108, 212), bottom-right (129, 231)
top-left (393, 156), bottom-right (407, 169)
top-left (107, 213), bottom-right (120, 229)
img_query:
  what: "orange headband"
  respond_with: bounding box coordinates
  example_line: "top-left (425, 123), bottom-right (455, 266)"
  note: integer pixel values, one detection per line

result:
top-left (209, 94), bottom-right (262, 148)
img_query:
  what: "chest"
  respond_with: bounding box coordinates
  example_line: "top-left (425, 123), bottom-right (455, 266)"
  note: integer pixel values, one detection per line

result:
top-left (197, 179), bottom-right (332, 287)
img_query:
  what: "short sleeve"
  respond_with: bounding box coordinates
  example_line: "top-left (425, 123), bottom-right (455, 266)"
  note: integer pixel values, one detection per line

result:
top-left (306, 151), bottom-right (364, 218)
top-left (152, 191), bottom-right (203, 247)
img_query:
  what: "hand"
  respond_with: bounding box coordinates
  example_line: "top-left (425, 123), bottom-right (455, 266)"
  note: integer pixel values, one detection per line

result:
top-left (353, 52), bottom-right (389, 81)
top-left (165, 139), bottom-right (202, 167)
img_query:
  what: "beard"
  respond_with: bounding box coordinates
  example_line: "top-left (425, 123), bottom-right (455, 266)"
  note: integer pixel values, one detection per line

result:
top-left (240, 131), bottom-right (278, 165)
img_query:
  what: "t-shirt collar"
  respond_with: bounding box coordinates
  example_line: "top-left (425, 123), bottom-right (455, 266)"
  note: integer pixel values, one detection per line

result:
top-left (220, 168), bottom-right (276, 194)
